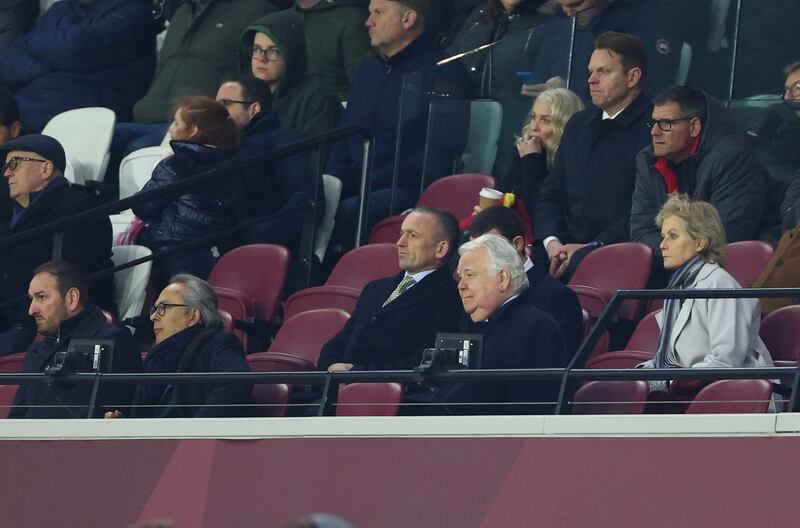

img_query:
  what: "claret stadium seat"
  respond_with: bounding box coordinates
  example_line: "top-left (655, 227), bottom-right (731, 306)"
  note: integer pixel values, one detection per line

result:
top-left (336, 382), bottom-right (403, 416)
top-left (572, 380), bottom-right (649, 414)
top-left (686, 379), bottom-right (773, 414)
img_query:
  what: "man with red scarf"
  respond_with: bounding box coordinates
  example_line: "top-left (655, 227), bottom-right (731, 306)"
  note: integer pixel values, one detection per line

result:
top-left (631, 85), bottom-right (771, 263)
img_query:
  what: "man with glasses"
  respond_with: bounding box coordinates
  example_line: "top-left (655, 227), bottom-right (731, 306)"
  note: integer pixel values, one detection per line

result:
top-left (631, 85), bottom-right (769, 265)
top-left (239, 10), bottom-right (342, 138)
top-left (0, 135), bottom-right (117, 356)
top-left (9, 261), bottom-right (141, 419)
top-left (105, 274), bottom-right (251, 419)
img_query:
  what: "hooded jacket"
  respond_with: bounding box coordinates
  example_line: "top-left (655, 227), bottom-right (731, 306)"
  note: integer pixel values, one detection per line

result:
top-left (134, 0), bottom-right (276, 124)
top-left (240, 10), bottom-right (342, 137)
top-left (631, 92), bottom-right (769, 252)
top-left (293, 0), bottom-right (371, 101)
top-left (0, 0), bottom-right (156, 132)
top-left (132, 141), bottom-right (239, 247)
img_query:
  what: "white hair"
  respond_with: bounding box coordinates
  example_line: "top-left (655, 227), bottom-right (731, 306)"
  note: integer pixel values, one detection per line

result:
top-left (459, 233), bottom-right (529, 294)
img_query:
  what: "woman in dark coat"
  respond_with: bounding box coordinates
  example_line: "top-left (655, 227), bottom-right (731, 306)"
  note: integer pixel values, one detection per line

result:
top-left (132, 96), bottom-right (241, 286)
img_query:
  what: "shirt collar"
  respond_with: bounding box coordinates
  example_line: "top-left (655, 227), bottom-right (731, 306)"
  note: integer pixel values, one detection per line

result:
top-left (523, 257), bottom-right (533, 272)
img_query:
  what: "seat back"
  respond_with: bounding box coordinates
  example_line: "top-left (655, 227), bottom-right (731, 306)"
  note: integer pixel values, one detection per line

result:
top-left (336, 382), bottom-right (403, 416)
top-left (42, 107), bottom-right (116, 183)
top-left (418, 173), bottom-right (496, 220)
top-left (686, 379), bottom-right (773, 414)
top-left (579, 308), bottom-right (610, 365)
top-left (0, 353), bottom-right (25, 373)
top-left (268, 308), bottom-right (350, 366)
top-left (283, 286), bottom-right (361, 321)
top-left (315, 175), bottom-right (343, 261)
top-left (118, 146), bottom-right (170, 200)
top-left (625, 311), bottom-right (660, 353)
top-left (110, 245), bottom-right (153, 321)
top-left (247, 351), bottom-right (316, 372)
top-left (572, 380), bottom-right (649, 414)
top-left (251, 383), bottom-right (290, 417)
top-left (326, 243), bottom-right (401, 288)
top-left (0, 384), bottom-right (18, 419)
top-left (760, 305), bottom-right (800, 366)
top-left (207, 244), bottom-right (290, 323)
top-left (460, 101), bottom-right (503, 174)
top-left (586, 350), bottom-right (654, 369)
top-left (213, 287), bottom-right (254, 350)
top-left (726, 241), bottom-right (774, 288)
top-left (369, 216), bottom-right (405, 244)
top-left (568, 242), bottom-right (653, 321)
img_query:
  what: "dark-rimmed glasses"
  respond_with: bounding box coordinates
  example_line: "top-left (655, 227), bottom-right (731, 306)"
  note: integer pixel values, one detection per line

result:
top-left (150, 303), bottom-right (189, 317)
top-left (646, 116), bottom-right (696, 132)
top-left (784, 81), bottom-right (800, 99)
top-left (248, 45), bottom-right (280, 61)
top-left (3, 156), bottom-right (47, 172)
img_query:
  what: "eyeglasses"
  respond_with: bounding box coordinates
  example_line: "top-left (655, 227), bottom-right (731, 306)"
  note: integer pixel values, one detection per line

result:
top-left (248, 45), bottom-right (280, 61)
top-left (646, 116), bottom-right (696, 132)
top-left (784, 81), bottom-right (800, 99)
top-left (149, 302), bottom-right (189, 317)
top-left (219, 98), bottom-right (255, 108)
top-left (3, 156), bottom-right (47, 172)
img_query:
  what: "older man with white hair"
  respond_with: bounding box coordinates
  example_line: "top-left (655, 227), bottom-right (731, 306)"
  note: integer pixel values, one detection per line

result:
top-left (432, 234), bottom-right (566, 414)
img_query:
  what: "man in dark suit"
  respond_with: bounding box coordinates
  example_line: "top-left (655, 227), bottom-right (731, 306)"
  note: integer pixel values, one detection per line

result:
top-left (433, 233), bottom-right (565, 414)
top-left (469, 205), bottom-right (582, 360)
top-left (317, 206), bottom-right (462, 371)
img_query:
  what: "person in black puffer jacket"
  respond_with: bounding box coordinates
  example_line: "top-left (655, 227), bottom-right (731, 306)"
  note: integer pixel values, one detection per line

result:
top-left (132, 96), bottom-right (241, 288)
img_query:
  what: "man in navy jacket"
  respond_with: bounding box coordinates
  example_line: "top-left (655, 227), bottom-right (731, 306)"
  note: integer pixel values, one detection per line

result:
top-left (536, 31), bottom-right (652, 280)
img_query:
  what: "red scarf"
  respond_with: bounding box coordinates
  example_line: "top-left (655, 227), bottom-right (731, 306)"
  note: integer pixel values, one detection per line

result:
top-left (653, 134), bottom-right (701, 194)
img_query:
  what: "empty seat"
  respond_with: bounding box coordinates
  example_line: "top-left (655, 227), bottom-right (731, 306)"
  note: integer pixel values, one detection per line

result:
top-left (284, 244), bottom-right (399, 319)
top-left (118, 146), bottom-right (170, 200)
top-left (0, 353), bottom-right (25, 373)
top-left (624, 311), bottom-right (660, 354)
top-left (568, 243), bottom-right (653, 322)
top-left (760, 305), bottom-right (800, 367)
top-left (247, 351), bottom-right (316, 372)
top-left (368, 173), bottom-right (496, 244)
top-left (725, 241), bottom-right (774, 288)
top-left (42, 107), bottom-right (116, 183)
top-left (336, 382), bottom-right (403, 416)
top-left (686, 379), bottom-right (773, 414)
top-left (251, 383), bottom-right (290, 417)
top-left (572, 380), bottom-right (649, 414)
top-left (0, 384), bottom-right (18, 419)
top-left (110, 245), bottom-right (153, 321)
top-left (586, 350), bottom-right (654, 369)
top-left (267, 308), bottom-right (351, 367)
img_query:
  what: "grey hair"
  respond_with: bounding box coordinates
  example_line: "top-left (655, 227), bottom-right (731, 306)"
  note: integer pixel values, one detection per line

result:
top-left (169, 273), bottom-right (224, 330)
top-left (459, 233), bottom-right (529, 294)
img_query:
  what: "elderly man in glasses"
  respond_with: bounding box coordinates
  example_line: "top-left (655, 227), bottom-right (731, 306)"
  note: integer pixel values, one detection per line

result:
top-left (631, 84), bottom-right (772, 278)
top-left (9, 261), bottom-right (141, 419)
top-left (106, 274), bottom-right (251, 419)
top-left (0, 134), bottom-right (116, 356)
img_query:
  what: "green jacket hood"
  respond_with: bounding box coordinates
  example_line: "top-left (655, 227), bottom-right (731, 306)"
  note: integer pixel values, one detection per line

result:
top-left (239, 10), bottom-right (306, 98)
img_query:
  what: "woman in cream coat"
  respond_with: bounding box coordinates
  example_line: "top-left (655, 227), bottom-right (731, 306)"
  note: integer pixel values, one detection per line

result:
top-left (644, 194), bottom-right (773, 370)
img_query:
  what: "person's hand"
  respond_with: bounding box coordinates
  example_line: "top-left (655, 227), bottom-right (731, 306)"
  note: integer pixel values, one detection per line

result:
top-left (562, 243), bottom-right (585, 260)
top-left (104, 410), bottom-right (124, 419)
top-left (546, 240), bottom-right (567, 276)
top-left (520, 76), bottom-right (566, 98)
top-left (516, 133), bottom-right (542, 157)
top-left (472, 205), bottom-right (483, 216)
top-left (327, 363), bottom-right (354, 372)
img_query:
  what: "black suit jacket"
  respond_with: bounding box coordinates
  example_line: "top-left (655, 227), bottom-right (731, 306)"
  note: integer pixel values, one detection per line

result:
top-left (9, 305), bottom-right (142, 419)
top-left (435, 289), bottom-right (566, 414)
top-left (318, 267), bottom-right (463, 371)
top-left (526, 258), bottom-right (583, 360)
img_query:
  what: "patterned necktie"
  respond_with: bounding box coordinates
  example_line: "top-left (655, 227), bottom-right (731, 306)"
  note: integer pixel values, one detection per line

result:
top-left (382, 274), bottom-right (416, 307)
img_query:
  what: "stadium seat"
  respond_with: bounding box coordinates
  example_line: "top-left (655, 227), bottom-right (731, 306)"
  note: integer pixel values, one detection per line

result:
top-left (686, 379), bottom-right (773, 414)
top-left (267, 308), bottom-right (350, 367)
top-left (624, 311), bottom-right (660, 354)
top-left (247, 351), bottom-right (315, 372)
top-left (586, 350), bottom-right (654, 369)
top-left (110, 245), bottom-right (152, 321)
top-left (284, 244), bottom-right (399, 319)
top-left (568, 242), bottom-right (653, 321)
top-left (118, 145), bottom-right (169, 200)
top-left (251, 383), bottom-right (290, 417)
top-left (42, 107), bottom-right (116, 184)
top-left (336, 382), bottom-right (403, 416)
top-left (207, 244), bottom-right (290, 325)
top-left (759, 305), bottom-right (800, 367)
top-left (0, 384), bottom-right (17, 419)
top-left (726, 241), bottom-right (774, 288)
top-left (571, 380), bottom-right (649, 414)
top-left (579, 308), bottom-right (610, 364)
top-left (461, 100), bottom-right (503, 174)
top-left (0, 353), bottom-right (25, 373)
top-left (213, 287), bottom-right (254, 350)
top-left (368, 173), bottom-right (496, 244)
top-left (315, 175), bottom-right (343, 262)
